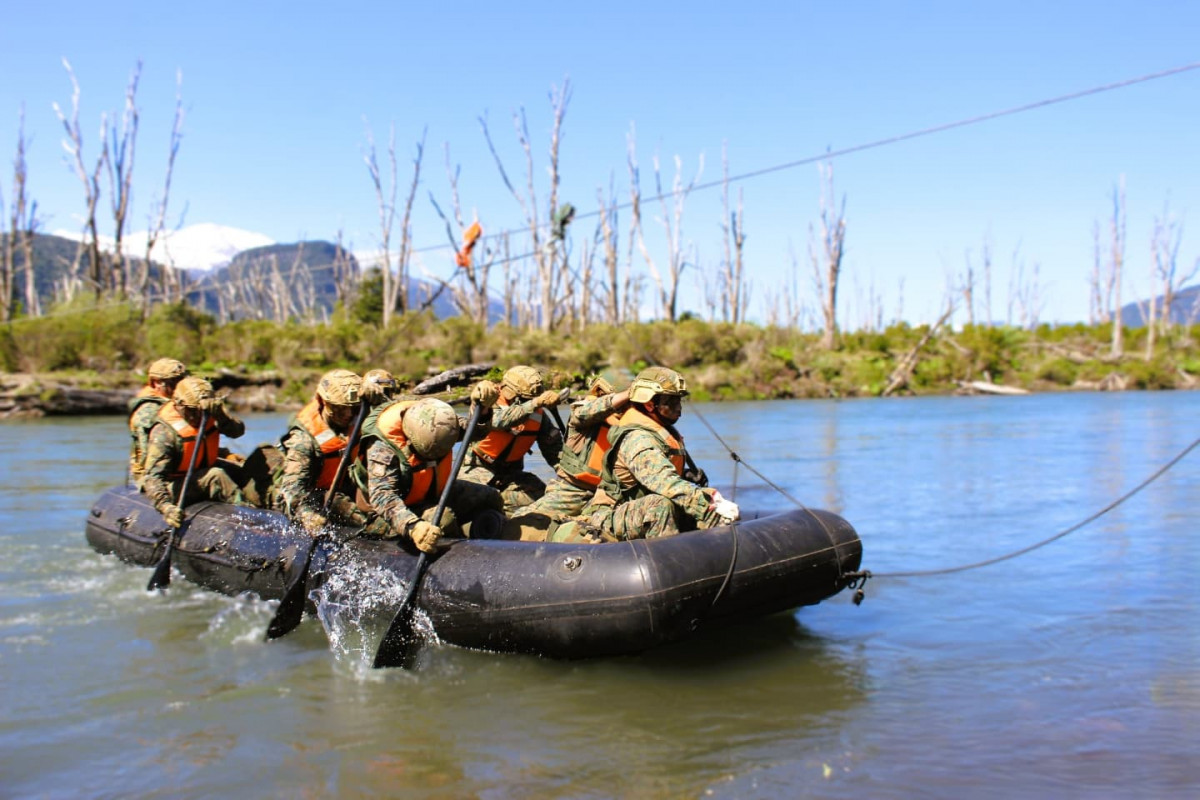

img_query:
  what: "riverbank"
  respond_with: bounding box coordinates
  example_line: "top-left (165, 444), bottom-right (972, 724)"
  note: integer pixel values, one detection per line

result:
top-left (2, 307), bottom-right (1197, 417)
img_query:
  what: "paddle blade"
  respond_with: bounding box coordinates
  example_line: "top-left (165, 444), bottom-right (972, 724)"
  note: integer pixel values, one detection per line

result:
top-left (146, 547), bottom-right (172, 591)
top-left (372, 604), bottom-right (420, 669)
top-left (265, 573), bottom-right (308, 640)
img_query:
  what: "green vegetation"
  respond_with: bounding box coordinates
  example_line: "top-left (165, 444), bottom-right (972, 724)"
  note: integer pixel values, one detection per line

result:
top-left (3, 299), bottom-right (1197, 402)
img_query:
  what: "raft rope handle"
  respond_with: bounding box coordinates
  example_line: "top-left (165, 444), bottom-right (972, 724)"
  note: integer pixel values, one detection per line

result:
top-left (690, 401), bottom-right (1200, 585)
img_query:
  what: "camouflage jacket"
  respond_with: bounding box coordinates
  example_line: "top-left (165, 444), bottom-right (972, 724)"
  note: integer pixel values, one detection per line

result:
top-left (273, 428), bottom-right (357, 523)
top-left (364, 438), bottom-right (425, 534)
top-left (141, 410), bottom-right (245, 514)
top-left (605, 429), bottom-right (711, 521)
top-left (128, 395), bottom-right (168, 483)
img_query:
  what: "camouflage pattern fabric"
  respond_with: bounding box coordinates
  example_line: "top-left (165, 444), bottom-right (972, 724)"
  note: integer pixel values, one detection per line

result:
top-left (460, 396), bottom-right (563, 512)
top-left (141, 413), bottom-right (247, 516)
top-left (515, 476), bottom-right (593, 518)
top-left (365, 439), bottom-right (503, 540)
top-left (128, 396), bottom-right (168, 485)
top-left (583, 428), bottom-right (719, 539)
top-left (272, 429), bottom-right (366, 532)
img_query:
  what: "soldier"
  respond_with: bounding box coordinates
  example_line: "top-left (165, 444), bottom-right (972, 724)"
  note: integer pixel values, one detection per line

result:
top-left (128, 358), bottom-right (189, 486)
top-left (142, 376), bottom-right (247, 529)
top-left (581, 366), bottom-right (739, 540)
top-left (517, 373), bottom-right (630, 520)
top-left (461, 365), bottom-right (564, 512)
top-left (271, 369), bottom-right (386, 536)
top-left (357, 382), bottom-right (504, 553)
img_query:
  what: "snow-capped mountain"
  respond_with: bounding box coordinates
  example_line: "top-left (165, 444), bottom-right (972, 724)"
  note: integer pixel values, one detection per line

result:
top-left (50, 223), bottom-right (275, 272)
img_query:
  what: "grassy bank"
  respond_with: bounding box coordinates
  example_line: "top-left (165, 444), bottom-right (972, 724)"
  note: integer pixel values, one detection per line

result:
top-left (3, 301), bottom-right (1198, 403)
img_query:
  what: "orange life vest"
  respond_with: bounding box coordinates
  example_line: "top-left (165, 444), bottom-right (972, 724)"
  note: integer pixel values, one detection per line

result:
top-left (471, 396), bottom-right (542, 466)
top-left (156, 402), bottom-right (220, 478)
top-left (373, 401), bottom-right (453, 506)
top-left (560, 410), bottom-right (620, 488)
top-left (291, 399), bottom-right (360, 490)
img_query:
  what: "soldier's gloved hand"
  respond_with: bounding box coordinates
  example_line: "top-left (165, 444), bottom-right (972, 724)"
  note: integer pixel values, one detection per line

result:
top-left (470, 380), bottom-right (499, 409)
top-left (360, 379), bottom-right (388, 407)
top-left (683, 465), bottom-right (709, 487)
top-left (199, 396), bottom-right (226, 416)
top-left (706, 489), bottom-right (740, 524)
top-left (533, 389), bottom-right (562, 409)
top-left (329, 494), bottom-right (368, 527)
top-left (161, 503), bottom-right (184, 529)
top-left (300, 509), bottom-right (329, 536)
top-left (408, 519), bottom-right (442, 553)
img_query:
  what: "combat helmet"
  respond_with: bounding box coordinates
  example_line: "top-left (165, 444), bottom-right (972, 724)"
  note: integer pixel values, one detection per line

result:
top-left (628, 366), bottom-right (688, 404)
top-left (173, 376), bottom-right (214, 408)
top-left (316, 369), bottom-right (362, 407)
top-left (363, 368), bottom-right (398, 399)
top-left (401, 398), bottom-right (460, 461)
top-left (147, 358), bottom-right (188, 381)
top-left (501, 365), bottom-right (543, 399)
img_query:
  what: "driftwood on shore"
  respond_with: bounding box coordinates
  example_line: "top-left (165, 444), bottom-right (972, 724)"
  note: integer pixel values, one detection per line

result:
top-left (411, 363), bottom-right (495, 395)
top-left (0, 374), bottom-right (131, 418)
top-left (955, 380), bottom-right (1030, 396)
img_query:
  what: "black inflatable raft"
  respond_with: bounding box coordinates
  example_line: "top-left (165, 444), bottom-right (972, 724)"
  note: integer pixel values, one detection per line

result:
top-left (85, 487), bottom-right (863, 659)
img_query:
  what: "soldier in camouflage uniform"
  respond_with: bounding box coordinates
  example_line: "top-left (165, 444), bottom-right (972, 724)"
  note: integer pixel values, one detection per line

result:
top-left (357, 382), bottom-right (504, 553)
top-left (517, 373), bottom-right (630, 520)
top-left (581, 367), bottom-right (739, 540)
top-left (142, 376), bottom-right (247, 529)
top-left (128, 358), bottom-right (189, 486)
top-left (460, 365), bottom-right (564, 513)
top-left (271, 369), bottom-right (388, 536)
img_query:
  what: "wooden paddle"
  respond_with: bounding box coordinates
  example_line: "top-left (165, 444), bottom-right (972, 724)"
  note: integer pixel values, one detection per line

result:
top-left (266, 398), bottom-right (370, 640)
top-left (373, 401), bottom-right (485, 669)
top-left (147, 409), bottom-right (210, 591)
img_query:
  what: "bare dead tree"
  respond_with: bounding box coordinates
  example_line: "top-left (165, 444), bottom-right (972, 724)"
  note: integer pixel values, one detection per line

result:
top-left (364, 122), bottom-right (425, 325)
top-left (4, 106), bottom-right (41, 320)
top-left (960, 248), bottom-right (976, 327)
top-left (809, 162), bottom-right (847, 349)
top-left (53, 59), bottom-right (107, 300)
top-left (882, 301), bottom-right (955, 396)
top-left (479, 78), bottom-right (572, 331)
top-left (1147, 201), bottom-right (1198, 356)
top-left (429, 143), bottom-right (493, 326)
top-left (594, 183), bottom-right (622, 325)
top-left (720, 143), bottom-right (747, 323)
top-left (103, 61), bottom-right (141, 299)
top-left (142, 69), bottom-right (185, 310)
top-left (331, 229), bottom-right (359, 310)
top-left (628, 125), bottom-right (702, 322)
top-left (1108, 178), bottom-right (1127, 357)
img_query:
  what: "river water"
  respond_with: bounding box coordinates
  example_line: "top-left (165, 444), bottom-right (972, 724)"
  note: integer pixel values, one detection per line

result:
top-left (1, 391), bottom-right (1197, 798)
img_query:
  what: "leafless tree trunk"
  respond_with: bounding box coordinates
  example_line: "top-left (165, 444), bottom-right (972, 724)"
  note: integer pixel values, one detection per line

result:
top-left (331, 229), bottom-right (358, 311)
top-left (809, 162), bottom-right (846, 349)
top-left (4, 106), bottom-right (41, 320)
top-left (960, 248), bottom-right (976, 327)
top-left (628, 125), bottom-right (702, 322)
top-left (430, 143), bottom-right (493, 326)
top-left (1148, 201), bottom-right (1199, 357)
top-left (720, 144), bottom-right (747, 324)
top-left (480, 79), bottom-right (572, 331)
top-left (1108, 179), bottom-right (1126, 357)
top-left (53, 59), bottom-right (107, 300)
top-left (103, 61), bottom-right (141, 299)
top-left (882, 301), bottom-right (955, 396)
top-left (143, 70), bottom-right (185, 310)
top-left (364, 122), bottom-right (424, 325)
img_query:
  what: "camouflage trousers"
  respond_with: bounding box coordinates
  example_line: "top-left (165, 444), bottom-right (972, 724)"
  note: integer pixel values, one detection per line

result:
top-left (460, 463), bottom-right (546, 514)
top-left (407, 479), bottom-right (505, 538)
top-left (175, 465), bottom-right (245, 506)
top-left (583, 494), bottom-right (691, 540)
top-left (515, 476), bottom-right (593, 520)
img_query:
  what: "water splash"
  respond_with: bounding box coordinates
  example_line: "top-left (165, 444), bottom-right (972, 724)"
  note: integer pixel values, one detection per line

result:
top-left (312, 549), bottom-right (437, 676)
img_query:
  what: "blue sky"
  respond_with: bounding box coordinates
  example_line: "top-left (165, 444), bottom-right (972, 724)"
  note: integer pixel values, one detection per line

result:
top-left (2, 1), bottom-right (1198, 325)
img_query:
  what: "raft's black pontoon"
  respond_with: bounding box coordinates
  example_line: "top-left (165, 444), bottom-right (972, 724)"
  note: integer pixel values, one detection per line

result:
top-left (86, 487), bottom-right (862, 659)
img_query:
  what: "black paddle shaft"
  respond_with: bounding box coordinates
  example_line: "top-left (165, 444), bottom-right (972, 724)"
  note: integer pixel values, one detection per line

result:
top-left (373, 401), bottom-right (485, 668)
top-left (147, 409), bottom-right (210, 591)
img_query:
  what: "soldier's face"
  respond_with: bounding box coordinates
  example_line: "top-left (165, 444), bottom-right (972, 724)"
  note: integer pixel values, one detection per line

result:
top-left (324, 402), bottom-right (357, 433)
top-left (651, 395), bottom-right (682, 424)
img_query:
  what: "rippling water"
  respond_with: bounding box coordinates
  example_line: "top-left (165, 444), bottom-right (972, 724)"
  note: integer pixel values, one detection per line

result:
top-left (2, 391), bottom-right (1197, 798)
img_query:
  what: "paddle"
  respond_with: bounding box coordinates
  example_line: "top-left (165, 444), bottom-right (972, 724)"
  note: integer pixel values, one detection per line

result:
top-left (373, 401), bottom-right (485, 669)
top-left (266, 398), bottom-right (370, 640)
top-left (147, 409), bottom-right (210, 591)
